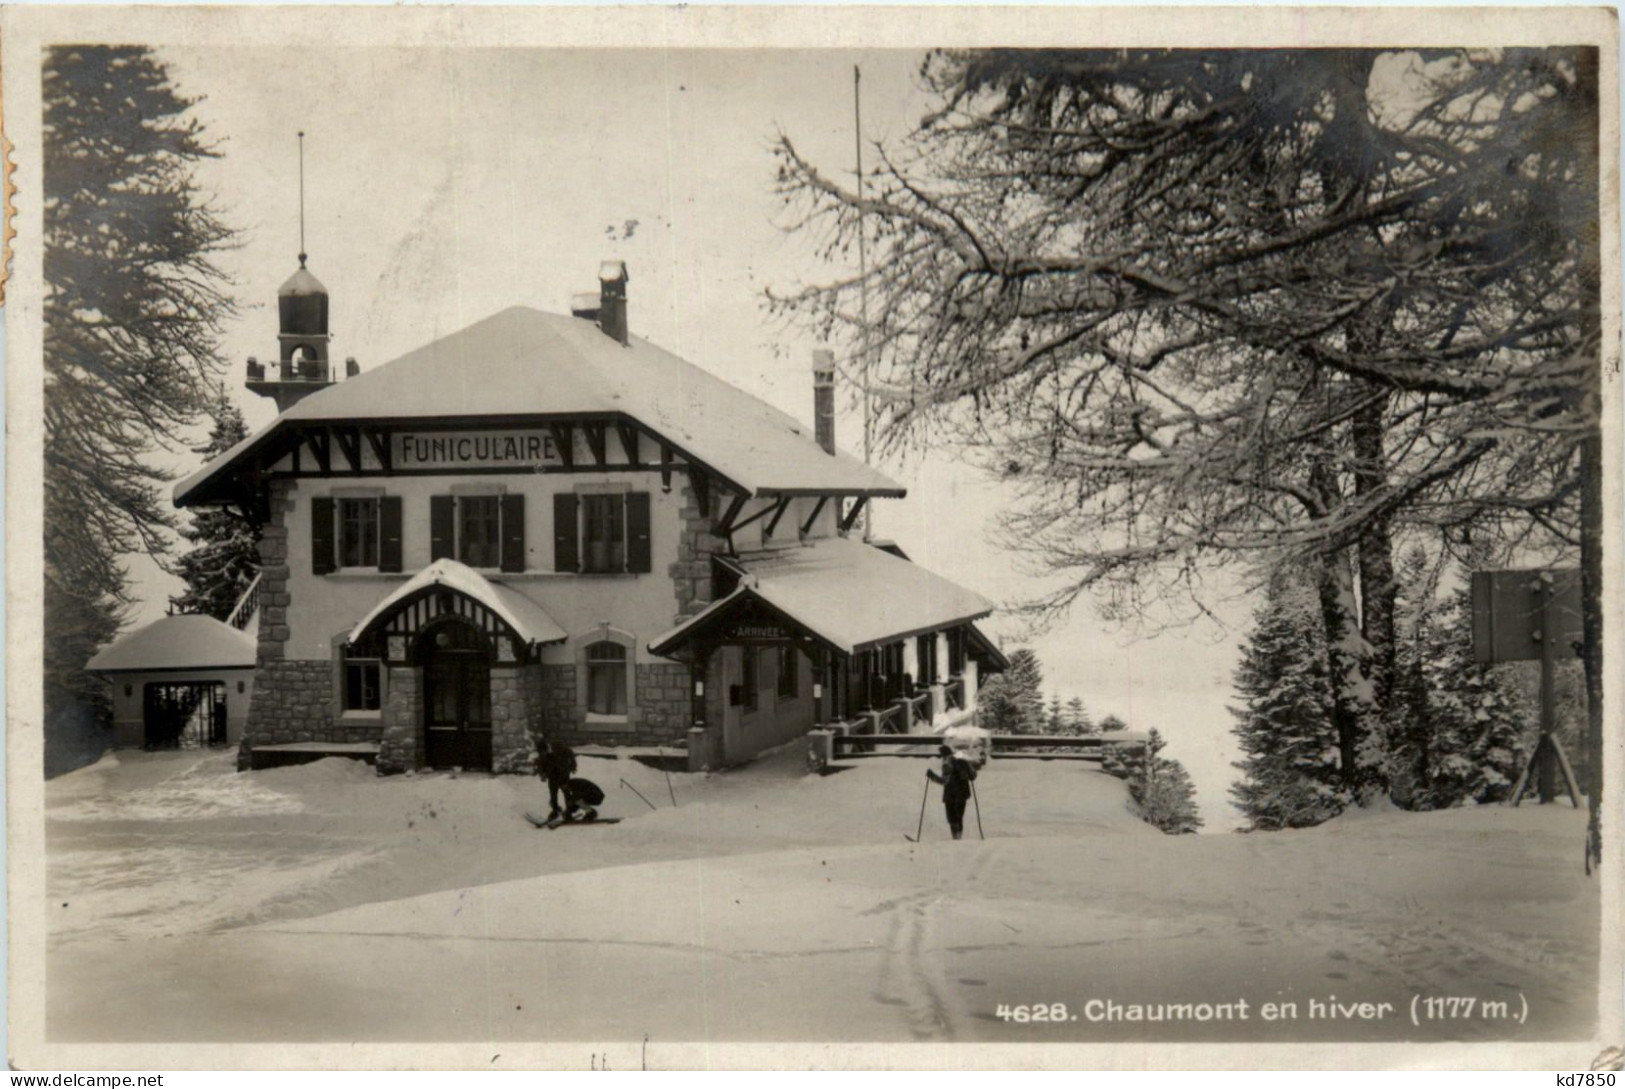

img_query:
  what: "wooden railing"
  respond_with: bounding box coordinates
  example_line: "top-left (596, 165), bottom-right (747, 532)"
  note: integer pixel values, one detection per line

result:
top-left (825, 732), bottom-right (1148, 764)
top-left (226, 573), bottom-right (263, 632)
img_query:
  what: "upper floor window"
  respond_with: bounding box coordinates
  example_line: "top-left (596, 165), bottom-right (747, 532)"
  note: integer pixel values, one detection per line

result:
top-left (312, 494), bottom-right (401, 575)
top-left (338, 498), bottom-right (380, 568)
top-left (430, 493), bottom-right (525, 573)
top-left (553, 492), bottom-right (651, 575)
top-left (582, 494), bottom-right (626, 574)
top-left (458, 495), bottom-right (501, 569)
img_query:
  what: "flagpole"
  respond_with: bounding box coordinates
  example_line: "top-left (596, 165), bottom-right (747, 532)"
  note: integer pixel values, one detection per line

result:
top-left (854, 64), bottom-right (873, 540)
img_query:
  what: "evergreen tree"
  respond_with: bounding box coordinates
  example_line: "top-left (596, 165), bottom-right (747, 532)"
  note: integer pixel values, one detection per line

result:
top-left (1097, 713), bottom-right (1128, 733)
top-left (978, 648), bottom-right (1044, 733)
top-left (1229, 572), bottom-right (1348, 829)
top-left (172, 395), bottom-right (261, 620)
top-left (1128, 728), bottom-right (1203, 835)
top-left (1064, 696), bottom-right (1092, 736)
top-left (1417, 585), bottom-right (1531, 807)
top-left (1046, 694), bottom-right (1064, 735)
top-left (44, 46), bottom-right (237, 773)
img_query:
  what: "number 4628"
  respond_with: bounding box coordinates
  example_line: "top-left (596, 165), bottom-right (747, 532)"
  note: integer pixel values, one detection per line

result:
top-left (995, 1004), bottom-right (1071, 1023)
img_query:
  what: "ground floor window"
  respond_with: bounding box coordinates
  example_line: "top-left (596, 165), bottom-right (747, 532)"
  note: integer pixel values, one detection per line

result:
top-left (776, 645), bottom-right (798, 700)
top-left (586, 640), bottom-right (628, 716)
top-left (741, 647), bottom-right (759, 711)
top-left (343, 652), bottom-right (382, 712)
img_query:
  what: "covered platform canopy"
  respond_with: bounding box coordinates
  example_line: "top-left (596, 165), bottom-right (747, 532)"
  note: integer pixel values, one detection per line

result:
top-left (348, 558), bottom-right (568, 664)
top-left (649, 537), bottom-right (998, 660)
top-left (643, 536), bottom-right (1001, 666)
top-left (649, 537), bottom-right (1006, 733)
top-left (87, 615), bottom-right (257, 674)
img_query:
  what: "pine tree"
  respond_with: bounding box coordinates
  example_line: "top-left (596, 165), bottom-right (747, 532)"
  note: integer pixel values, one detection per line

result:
top-left (1126, 728), bottom-right (1203, 835)
top-left (1229, 571), bottom-right (1348, 830)
top-left (44, 46), bottom-right (237, 773)
top-left (1097, 713), bottom-right (1127, 733)
top-left (172, 395), bottom-right (261, 620)
top-left (1064, 696), bottom-right (1092, 736)
top-left (979, 648), bottom-right (1044, 733)
top-left (1046, 694), bottom-right (1064, 735)
top-left (1417, 584), bottom-right (1531, 807)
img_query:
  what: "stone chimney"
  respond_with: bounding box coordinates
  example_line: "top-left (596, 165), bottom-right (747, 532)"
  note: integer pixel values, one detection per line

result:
top-left (598, 260), bottom-right (629, 345)
top-left (812, 348), bottom-right (836, 455)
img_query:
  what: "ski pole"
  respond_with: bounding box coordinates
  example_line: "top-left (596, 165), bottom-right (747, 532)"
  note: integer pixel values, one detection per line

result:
top-left (665, 764), bottom-right (677, 807)
top-left (907, 777), bottom-right (930, 842)
top-left (620, 778), bottom-right (658, 811)
top-left (971, 779), bottom-right (984, 840)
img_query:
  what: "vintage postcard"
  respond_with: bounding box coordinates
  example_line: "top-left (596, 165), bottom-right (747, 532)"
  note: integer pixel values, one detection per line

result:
top-left (4, 4), bottom-right (1622, 1072)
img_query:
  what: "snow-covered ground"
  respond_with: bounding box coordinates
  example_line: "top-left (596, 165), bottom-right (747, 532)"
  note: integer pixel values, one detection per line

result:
top-left (46, 747), bottom-right (1599, 1044)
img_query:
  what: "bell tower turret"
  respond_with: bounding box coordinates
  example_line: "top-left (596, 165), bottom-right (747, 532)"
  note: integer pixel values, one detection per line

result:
top-left (246, 132), bottom-right (357, 413)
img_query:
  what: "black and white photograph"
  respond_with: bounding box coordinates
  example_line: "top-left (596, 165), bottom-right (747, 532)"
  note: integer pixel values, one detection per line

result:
top-left (4, 4), bottom-right (1621, 1071)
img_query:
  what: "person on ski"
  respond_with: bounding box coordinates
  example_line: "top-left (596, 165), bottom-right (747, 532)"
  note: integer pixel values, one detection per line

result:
top-left (927, 744), bottom-right (977, 839)
top-left (558, 777), bottom-right (607, 823)
top-left (536, 738), bottom-right (577, 822)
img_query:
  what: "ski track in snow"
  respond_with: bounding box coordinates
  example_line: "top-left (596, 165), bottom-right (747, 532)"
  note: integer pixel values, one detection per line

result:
top-left (43, 746), bottom-right (1601, 1042)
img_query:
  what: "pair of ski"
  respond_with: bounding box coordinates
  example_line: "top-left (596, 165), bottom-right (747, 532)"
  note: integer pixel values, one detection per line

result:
top-left (524, 812), bottom-right (622, 830)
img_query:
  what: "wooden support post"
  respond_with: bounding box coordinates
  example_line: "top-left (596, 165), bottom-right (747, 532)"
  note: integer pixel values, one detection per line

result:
top-left (364, 428), bottom-right (393, 473)
top-left (1538, 577), bottom-right (1558, 804)
top-left (764, 498), bottom-right (791, 538)
top-left (840, 496), bottom-right (868, 533)
top-left (583, 422), bottom-right (608, 466)
top-left (548, 423), bottom-right (575, 469)
top-left (617, 421), bottom-right (642, 467)
top-left (801, 495), bottom-right (828, 537)
top-left (811, 645), bottom-right (826, 727)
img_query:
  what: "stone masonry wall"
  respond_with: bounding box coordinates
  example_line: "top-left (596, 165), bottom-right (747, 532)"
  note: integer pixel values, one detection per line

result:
top-left (490, 663), bottom-right (542, 775)
top-left (536, 662), bottom-right (693, 749)
top-left (377, 665), bottom-right (420, 775)
top-left (669, 478), bottom-right (727, 624)
top-left (669, 477), bottom-right (729, 767)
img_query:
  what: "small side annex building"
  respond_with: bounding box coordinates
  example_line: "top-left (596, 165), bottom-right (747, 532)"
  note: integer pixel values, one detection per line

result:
top-left (173, 258), bottom-right (1006, 775)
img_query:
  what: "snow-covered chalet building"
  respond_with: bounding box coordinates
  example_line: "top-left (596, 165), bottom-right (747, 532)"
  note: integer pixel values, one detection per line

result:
top-left (174, 256), bottom-right (1007, 775)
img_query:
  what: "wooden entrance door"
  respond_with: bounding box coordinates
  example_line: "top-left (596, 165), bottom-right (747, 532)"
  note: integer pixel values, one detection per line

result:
top-left (422, 622), bottom-right (493, 771)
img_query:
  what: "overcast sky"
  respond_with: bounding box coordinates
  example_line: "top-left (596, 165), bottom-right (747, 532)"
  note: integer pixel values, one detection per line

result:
top-left (122, 44), bottom-right (1250, 825)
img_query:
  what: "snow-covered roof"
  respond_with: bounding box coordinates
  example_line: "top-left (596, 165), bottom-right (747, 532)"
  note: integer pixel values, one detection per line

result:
top-left (175, 307), bottom-right (903, 506)
top-left (86, 615), bottom-right (257, 674)
top-left (347, 558), bottom-right (568, 647)
top-left (649, 537), bottom-right (996, 657)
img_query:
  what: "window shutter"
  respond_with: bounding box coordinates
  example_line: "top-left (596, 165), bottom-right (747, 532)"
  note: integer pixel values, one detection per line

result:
top-left (430, 496), bottom-right (455, 561)
top-left (500, 493), bottom-right (526, 573)
top-left (378, 496), bottom-right (403, 573)
top-left (311, 497), bottom-right (335, 575)
top-left (553, 493), bottom-right (579, 573)
top-left (626, 492), bottom-right (651, 574)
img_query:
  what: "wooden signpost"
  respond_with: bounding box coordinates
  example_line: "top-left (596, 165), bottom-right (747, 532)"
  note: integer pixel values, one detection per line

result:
top-left (1470, 568), bottom-right (1584, 807)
